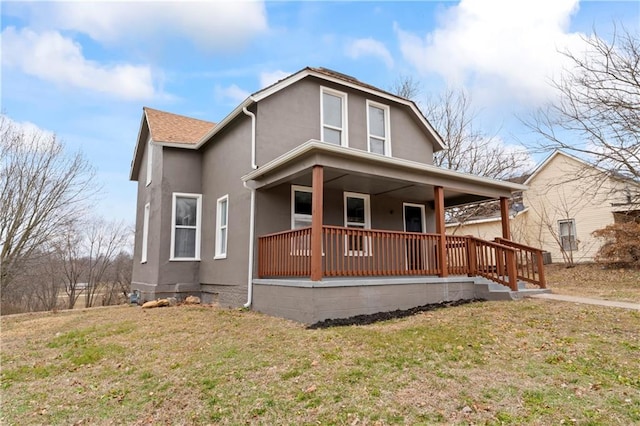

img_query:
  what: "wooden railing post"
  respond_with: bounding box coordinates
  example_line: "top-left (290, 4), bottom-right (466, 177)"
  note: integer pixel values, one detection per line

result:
top-left (434, 186), bottom-right (448, 277)
top-left (500, 196), bottom-right (511, 240)
top-left (506, 249), bottom-right (518, 291)
top-left (311, 166), bottom-right (324, 281)
top-left (466, 237), bottom-right (477, 277)
top-left (536, 251), bottom-right (547, 289)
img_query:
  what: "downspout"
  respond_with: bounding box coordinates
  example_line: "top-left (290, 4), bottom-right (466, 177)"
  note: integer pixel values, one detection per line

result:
top-left (242, 106), bottom-right (257, 308)
top-left (243, 107), bottom-right (257, 170)
top-left (243, 181), bottom-right (256, 308)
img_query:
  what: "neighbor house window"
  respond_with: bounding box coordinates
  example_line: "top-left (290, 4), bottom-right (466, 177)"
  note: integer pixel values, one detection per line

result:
top-left (344, 192), bottom-right (371, 255)
top-left (291, 185), bottom-right (313, 229)
top-left (146, 136), bottom-right (153, 186)
top-left (141, 202), bottom-right (150, 263)
top-left (367, 100), bottom-right (391, 156)
top-left (171, 193), bottom-right (202, 260)
top-left (558, 219), bottom-right (578, 251)
top-left (215, 195), bottom-right (229, 259)
top-left (321, 87), bottom-right (348, 146)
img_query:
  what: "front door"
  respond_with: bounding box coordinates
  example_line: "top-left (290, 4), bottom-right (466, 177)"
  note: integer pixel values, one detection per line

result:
top-left (404, 204), bottom-right (425, 271)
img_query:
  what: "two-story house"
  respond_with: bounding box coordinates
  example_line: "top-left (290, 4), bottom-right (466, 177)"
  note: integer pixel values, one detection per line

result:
top-left (130, 67), bottom-right (546, 324)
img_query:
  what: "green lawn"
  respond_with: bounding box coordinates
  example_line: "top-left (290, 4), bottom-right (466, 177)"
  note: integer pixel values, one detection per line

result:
top-left (2, 295), bottom-right (639, 425)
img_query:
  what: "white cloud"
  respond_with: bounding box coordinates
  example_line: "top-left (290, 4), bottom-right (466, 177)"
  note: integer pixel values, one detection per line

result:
top-left (395, 0), bottom-right (588, 106)
top-left (2, 27), bottom-right (158, 101)
top-left (2, 115), bottom-right (57, 152)
top-left (215, 84), bottom-right (250, 104)
top-left (22, 1), bottom-right (268, 51)
top-left (345, 38), bottom-right (394, 68)
top-left (259, 70), bottom-right (291, 89)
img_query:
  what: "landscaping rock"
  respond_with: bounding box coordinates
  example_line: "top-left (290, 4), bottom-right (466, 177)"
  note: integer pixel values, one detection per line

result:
top-left (141, 299), bottom-right (170, 309)
top-left (184, 295), bottom-right (201, 305)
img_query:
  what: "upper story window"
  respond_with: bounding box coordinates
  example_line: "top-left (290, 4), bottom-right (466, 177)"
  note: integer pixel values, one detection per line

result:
top-left (145, 136), bottom-right (153, 186)
top-left (291, 185), bottom-right (312, 229)
top-left (367, 100), bottom-right (391, 156)
top-left (171, 193), bottom-right (202, 260)
top-left (215, 195), bottom-right (229, 259)
top-left (558, 219), bottom-right (578, 252)
top-left (321, 87), bottom-right (348, 146)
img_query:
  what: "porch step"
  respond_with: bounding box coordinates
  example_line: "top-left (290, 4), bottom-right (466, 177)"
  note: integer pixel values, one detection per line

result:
top-left (474, 277), bottom-right (550, 301)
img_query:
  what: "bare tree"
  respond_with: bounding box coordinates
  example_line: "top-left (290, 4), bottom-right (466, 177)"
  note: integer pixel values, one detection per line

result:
top-left (525, 25), bottom-right (640, 192)
top-left (0, 115), bottom-right (95, 299)
top-left (389, 74), bottom-right (422, 100)
top-left (424, 89), bottom-right (531, 180)
top-left (83, 219), bottom-right (130, 308)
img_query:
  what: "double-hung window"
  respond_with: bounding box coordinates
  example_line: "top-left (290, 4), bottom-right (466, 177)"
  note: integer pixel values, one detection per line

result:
top-left (321, 87), bottom-right (348, 146)
top-left (558, 219), bottom-right (578, 251)
top-left (141, 202), bottom-right (150, 263)
top-left (215, 195), bottom-right (229, 259)
top-left (367, 101), bottom-right (391, 156)
top-left (344, 192), bottom-right (371, 256)
top-left (171, 193), bottom-right (202, 260)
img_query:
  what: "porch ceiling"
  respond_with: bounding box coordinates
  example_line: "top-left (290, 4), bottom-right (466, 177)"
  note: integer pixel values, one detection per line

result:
top-left (243, 140), bottom-right (526, 206)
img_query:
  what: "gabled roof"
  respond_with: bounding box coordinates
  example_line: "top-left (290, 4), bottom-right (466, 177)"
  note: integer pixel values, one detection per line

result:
top-left (195, 66), bottom-right (446, 151)
top-left (144, 107), bottom-right (215, 145)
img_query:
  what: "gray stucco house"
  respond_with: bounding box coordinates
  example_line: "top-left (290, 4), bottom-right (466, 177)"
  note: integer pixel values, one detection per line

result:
top-left (130, 67), bottom-right (546, 324)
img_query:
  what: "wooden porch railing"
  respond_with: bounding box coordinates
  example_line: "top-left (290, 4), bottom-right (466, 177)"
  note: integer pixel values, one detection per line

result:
top-left (494, 237), bottom-right (547, 288)
top-left (258, 227), bottom-right (546, 290)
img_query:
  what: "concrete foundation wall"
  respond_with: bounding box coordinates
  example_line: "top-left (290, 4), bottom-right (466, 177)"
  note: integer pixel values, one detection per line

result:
top-left (252, 277), bottom-right (477, 324)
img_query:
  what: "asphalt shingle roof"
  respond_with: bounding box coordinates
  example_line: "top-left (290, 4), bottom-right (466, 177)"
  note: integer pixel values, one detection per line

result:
top-left (144, 107), bottom-right (215, 144)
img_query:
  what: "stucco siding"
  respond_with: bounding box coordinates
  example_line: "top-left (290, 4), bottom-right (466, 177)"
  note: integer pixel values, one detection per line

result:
top-left (199, 117), bottom-right (253, 301)
top-left (254, 76), bottom-right (435, 167)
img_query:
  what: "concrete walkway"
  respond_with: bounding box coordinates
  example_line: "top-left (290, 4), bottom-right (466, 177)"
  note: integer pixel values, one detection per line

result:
top-left (529, 293), bottom-right (640, 310)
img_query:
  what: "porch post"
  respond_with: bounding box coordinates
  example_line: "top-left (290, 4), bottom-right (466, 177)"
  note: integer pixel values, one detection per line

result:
top-left (310, 165), bottom-right (324, 281)
top-left (500, 196), bottom-right (511, 240)
top-left (434, 186), bottom-right (448, 277)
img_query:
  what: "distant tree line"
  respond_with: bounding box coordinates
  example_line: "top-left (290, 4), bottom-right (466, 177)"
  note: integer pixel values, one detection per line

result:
top-left (1, 115), bottom-right (133, 314)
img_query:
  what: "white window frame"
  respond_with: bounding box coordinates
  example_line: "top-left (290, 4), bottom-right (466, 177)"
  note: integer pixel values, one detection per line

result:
top-left (170, 192), bottom-right (202, 261)
top-left (320, 86), bottom-right (348, 147)
top-left (145, 135), bottom-right (153, 186)
top-left (344, 192), bottom-right (371, 256)
top-left (291, 185), bottom-right (313, 229)
top-left (141, 202), bottom-right (150, 263)
top-left (366, 100), bottom-right (391, 156)
top-left (215, 194), bottom-right (229, 259)
top-left (558, 219), bottom-right (578, 252)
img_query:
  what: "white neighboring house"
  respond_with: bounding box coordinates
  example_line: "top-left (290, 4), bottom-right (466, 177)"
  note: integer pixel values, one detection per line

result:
top-left (446, 151), bottom-right (640, 263)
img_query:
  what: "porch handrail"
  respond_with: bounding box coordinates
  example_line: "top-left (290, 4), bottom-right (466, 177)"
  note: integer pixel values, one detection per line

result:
top-left (494, 238), bottom-right (547, 288)
top-left (461, 236), bottom-right (518, 291)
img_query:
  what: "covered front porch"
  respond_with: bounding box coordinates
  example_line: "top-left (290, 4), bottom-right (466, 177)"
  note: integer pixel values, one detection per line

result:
top-left (243, 141), bottom-right (547, 323)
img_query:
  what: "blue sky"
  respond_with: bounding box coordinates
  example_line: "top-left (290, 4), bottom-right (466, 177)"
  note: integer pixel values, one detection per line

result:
top-left (2, 0), bottom-right (639, 224)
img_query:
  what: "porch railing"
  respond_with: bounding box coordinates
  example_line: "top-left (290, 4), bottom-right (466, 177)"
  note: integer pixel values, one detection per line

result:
top-left (258, 226), bottom-right (546, 289)
top-left (494, 237), bottom-right (547, 288)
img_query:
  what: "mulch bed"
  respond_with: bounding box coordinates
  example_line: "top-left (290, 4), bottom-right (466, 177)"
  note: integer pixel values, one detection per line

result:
top-left (307, 298), bottom-right (485, 329)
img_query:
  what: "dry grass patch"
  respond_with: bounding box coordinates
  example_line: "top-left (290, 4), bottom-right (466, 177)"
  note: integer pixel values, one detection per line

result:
top-left (546, 263), bottom-right (640, 302)
top-left (2, 301), bottom-right (639, 425)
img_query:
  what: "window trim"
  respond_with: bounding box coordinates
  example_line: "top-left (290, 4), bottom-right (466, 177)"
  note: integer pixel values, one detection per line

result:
top-left (366, 100), bottom-right (391, 156)
top-left (344, 191), bottom-right (371, 256)
top-left (215, 194), bottom-right (229, 259)
top-left (320, 86), bottom-right (348, 147)
top-left (170, 192), bottom-right (202, 261)
top-left (141, 202), bottom-right (150, 263)
top-left (145, 135), bottom-right (153, 186)
top-left (558, 218), bottom-right (578, 252)
top-left (291, 185), bottom-right (313, 229)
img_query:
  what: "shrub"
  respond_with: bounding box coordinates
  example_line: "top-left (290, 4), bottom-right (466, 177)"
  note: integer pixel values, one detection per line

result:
top-left (592, 222), bottom-right (640, 268)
